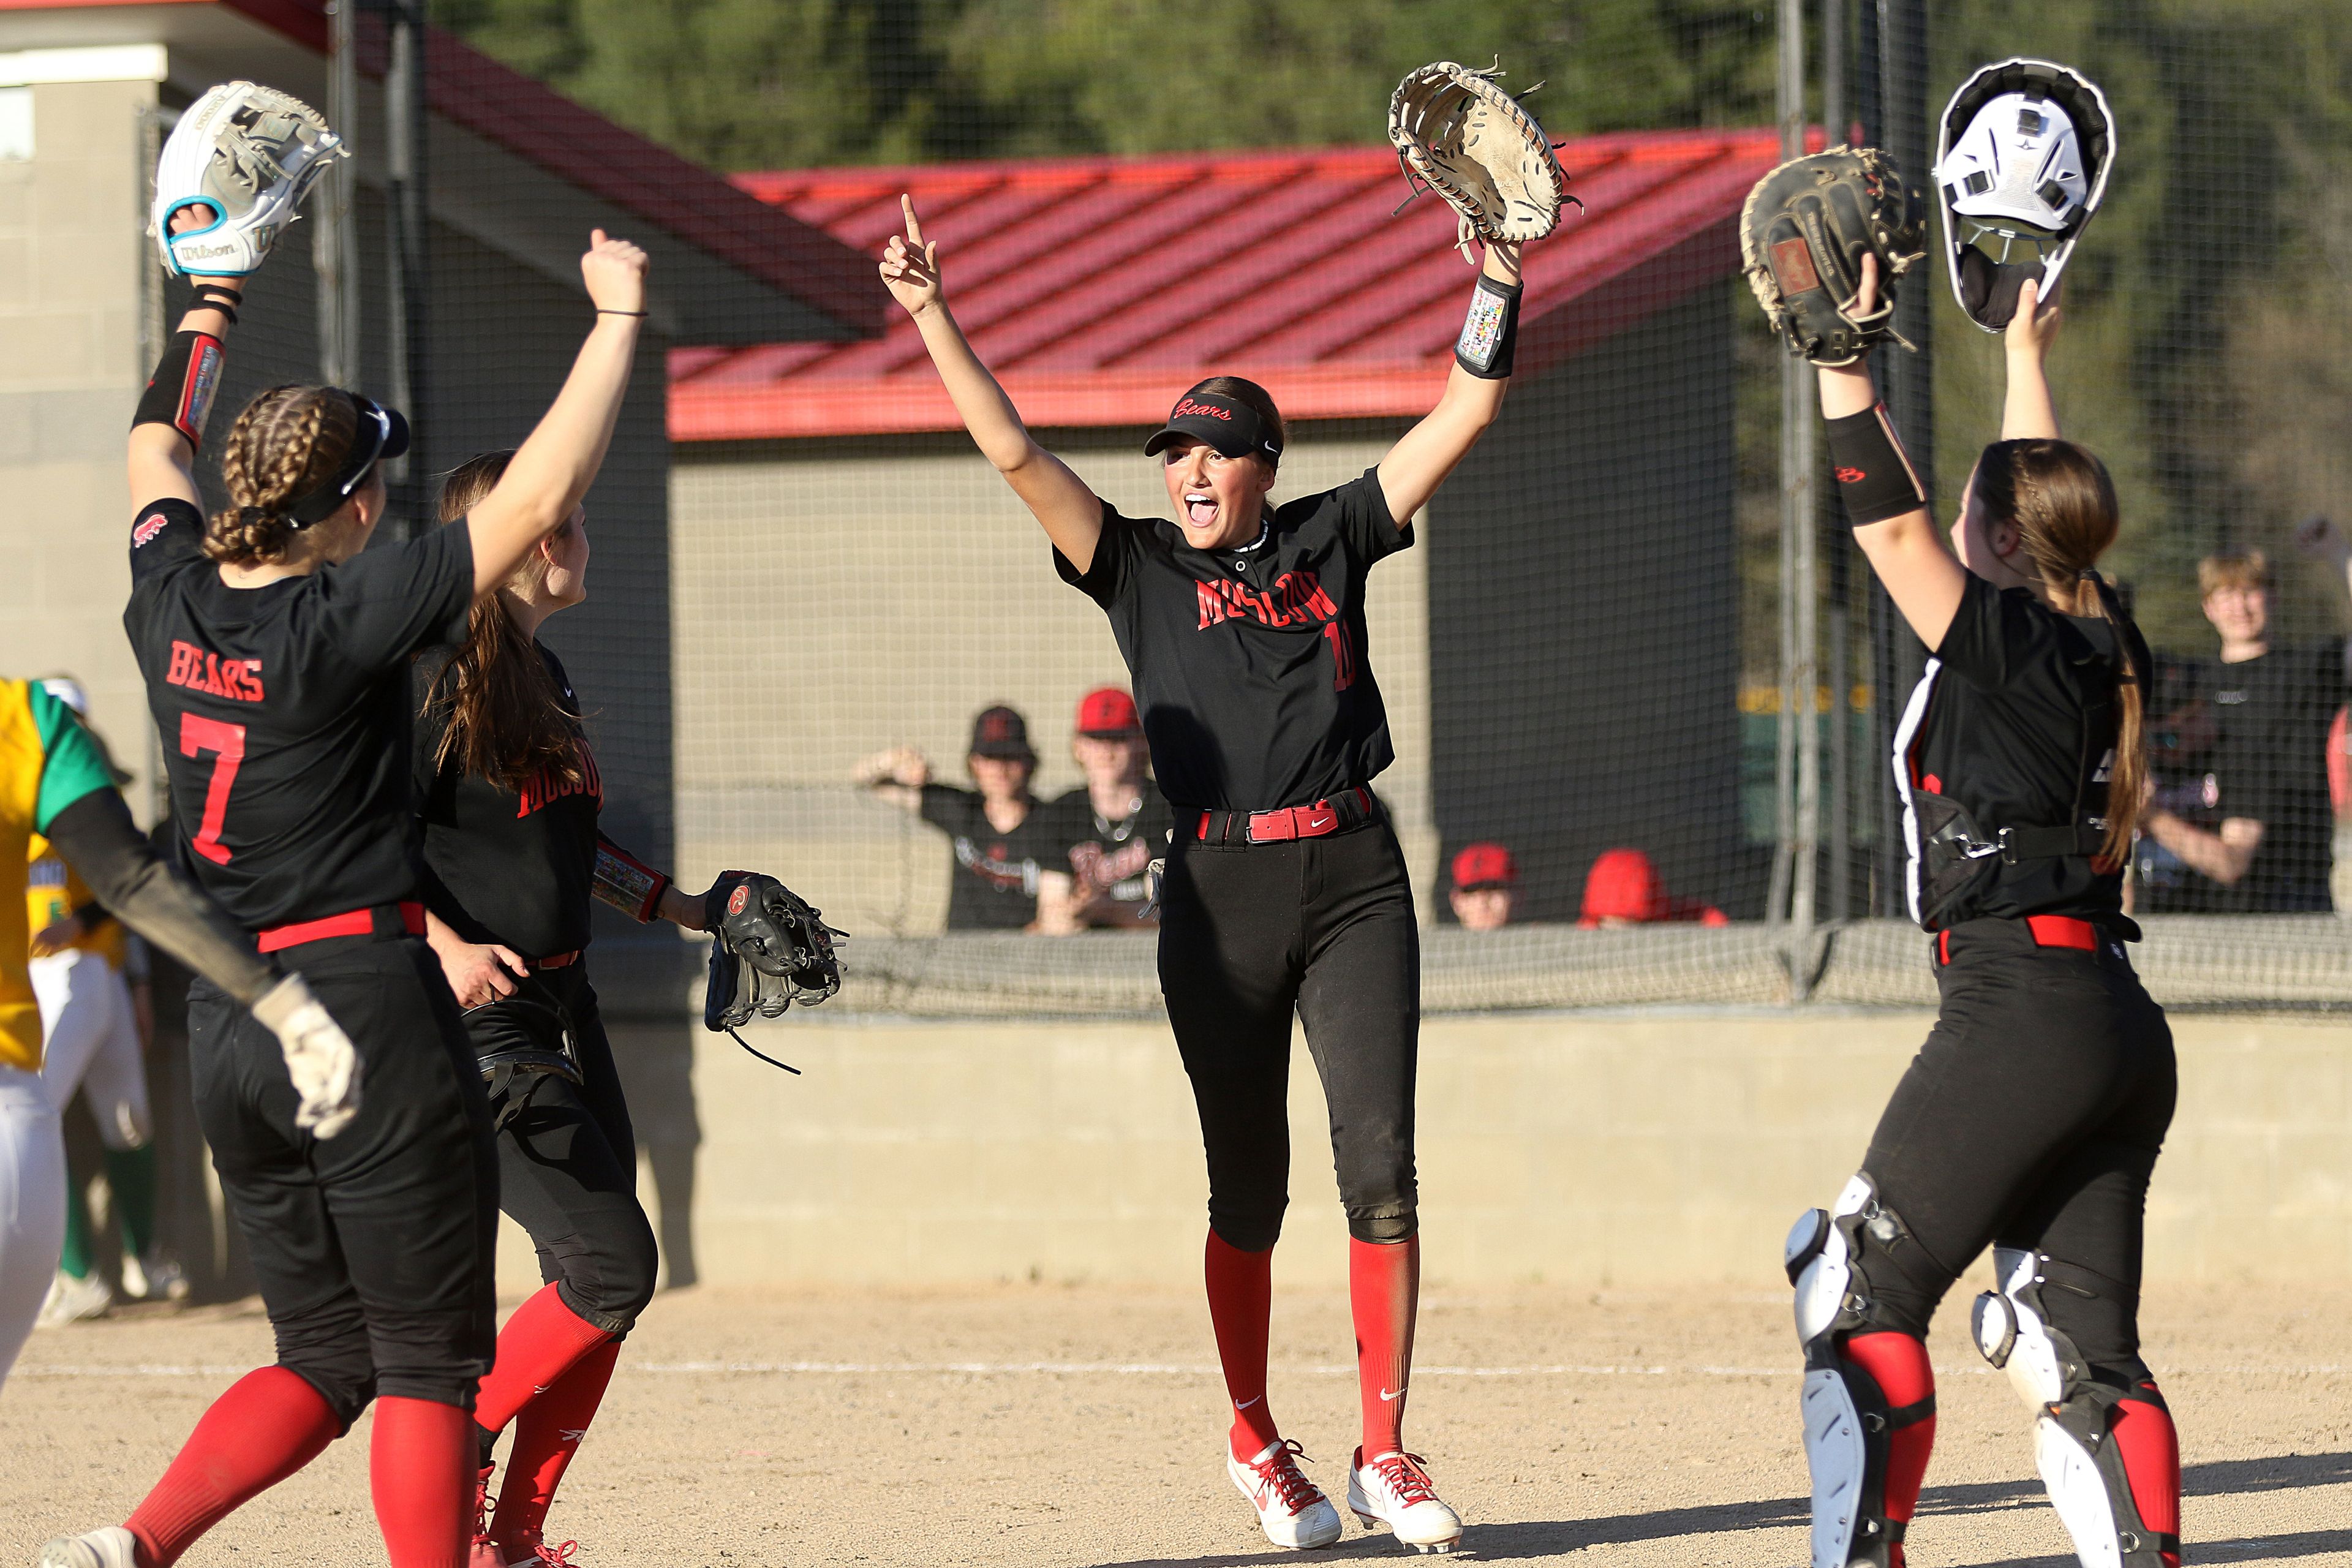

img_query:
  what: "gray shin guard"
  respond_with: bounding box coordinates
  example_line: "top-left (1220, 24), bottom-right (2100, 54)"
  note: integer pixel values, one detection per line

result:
top-left (1787, 1174), bottom-right (1910, 1568)
top-left (1973, 1248), bottom-right (2175, 1568)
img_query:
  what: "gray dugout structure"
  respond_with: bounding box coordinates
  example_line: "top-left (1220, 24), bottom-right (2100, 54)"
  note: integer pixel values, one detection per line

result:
top-left (0, 0), bottom-right (879, 989)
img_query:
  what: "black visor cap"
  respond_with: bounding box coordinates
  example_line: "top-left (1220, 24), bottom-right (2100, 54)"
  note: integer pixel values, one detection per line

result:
top-left (288, 394), bottom-right (410, 527)
top-left (1142, 391), bottom-right (1281, 464)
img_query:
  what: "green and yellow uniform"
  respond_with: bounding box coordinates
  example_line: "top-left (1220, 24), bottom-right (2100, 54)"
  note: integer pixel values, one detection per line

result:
top-left (0, 682), bottom-right (120, 1071)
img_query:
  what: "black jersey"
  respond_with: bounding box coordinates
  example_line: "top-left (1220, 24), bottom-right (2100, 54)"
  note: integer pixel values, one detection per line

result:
top-left (413, 643), bottom-right (605, 959)
top-left (125, 497), bottom-right (473, 929)
top-left (2203, 643), bottom-right (2343, 911)
top-left (1049, 785), bottom-right (1175, 922)
top-left (1055, 469), bottom-right (1409, 811)
top-left (918, 784), bottom-right (1078, 931)
top-left (1893, 573), bottom-right (2148, 930)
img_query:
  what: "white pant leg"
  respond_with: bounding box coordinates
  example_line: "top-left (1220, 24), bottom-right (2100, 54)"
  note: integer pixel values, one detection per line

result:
top-left (34, 951), bottom-right (121, 1124)
top-left (0, 1069), bottom-right (66, 1391)
top-left (74, 967), bottom-right (148, 1151)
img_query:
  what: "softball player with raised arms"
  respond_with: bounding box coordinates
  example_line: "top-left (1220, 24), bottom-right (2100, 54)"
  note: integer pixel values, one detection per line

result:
top-left (40, 84), bottom-right (647, 1568)
top-left (881, 149), bottom-right (1540, 1544)
top-left (1781, 254), bottom-right (2181, 1568)
top-left (412, 450), bottom-right (719, 1567)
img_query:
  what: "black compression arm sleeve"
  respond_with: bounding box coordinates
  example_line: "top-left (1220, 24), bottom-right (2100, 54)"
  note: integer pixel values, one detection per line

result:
top-left (1824, 403), bottom-right (1929, 526)
top-left (43, 791), bottom-right (276, 1008)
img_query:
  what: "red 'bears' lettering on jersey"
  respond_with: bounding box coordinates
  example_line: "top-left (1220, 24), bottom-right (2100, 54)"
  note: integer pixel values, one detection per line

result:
top-left (165, 639), bottom-right (265, 703)
top-left (1194, 568), bottom-right (1339, 631)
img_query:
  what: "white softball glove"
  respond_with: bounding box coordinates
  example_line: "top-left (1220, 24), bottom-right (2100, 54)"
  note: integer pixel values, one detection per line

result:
top-left (152, 81), bottom-right (347, 278)
top-left (251, 973), bottom-right (363, 1139)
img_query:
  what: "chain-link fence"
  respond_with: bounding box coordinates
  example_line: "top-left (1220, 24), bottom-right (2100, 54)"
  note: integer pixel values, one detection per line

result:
top-left (147, 0), bottom-right (2352, 1016)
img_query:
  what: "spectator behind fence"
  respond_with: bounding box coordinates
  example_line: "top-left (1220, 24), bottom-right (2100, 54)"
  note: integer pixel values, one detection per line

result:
top-left (1037, 688), bottom-right (1172, 932)
top-left (1577, 848), bottom-right (1728, 929)
top-left (858, 705), bottom-right (1077, 932)
top-left (2137, 532), bottom-right (2351, 911)
top-left (1447, 843), bottom-right (1518, 931)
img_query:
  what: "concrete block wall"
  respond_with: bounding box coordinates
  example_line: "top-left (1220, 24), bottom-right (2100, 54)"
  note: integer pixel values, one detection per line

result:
top-left (0, 72), bottom-right (159, 786)
top-left (506, 1009), bottom-right (2352, 1294)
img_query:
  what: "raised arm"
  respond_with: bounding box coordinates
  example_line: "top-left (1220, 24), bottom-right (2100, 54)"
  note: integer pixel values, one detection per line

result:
top-left (883, 197), bottom-right (1106, 571)
top-left (126, 211), bottom-right (246, 512)
top-left (1376, 243), bottom-right (1522, 527)
top-left (464, 232), bottom-right (647, 597)
top-left (1819, 255), bottom-right (1967, 650)
top-left (1999, 277), bottom-right (2062, 441)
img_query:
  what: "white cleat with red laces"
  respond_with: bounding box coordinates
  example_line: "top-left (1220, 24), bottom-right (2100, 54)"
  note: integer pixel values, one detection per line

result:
top-left (35, 1527), bottom-right (140, 1568)
top-left (1348, 1448), bottom-right (1464, 1553)
top-left (1227, 1438), bottom-right (1344, 1549)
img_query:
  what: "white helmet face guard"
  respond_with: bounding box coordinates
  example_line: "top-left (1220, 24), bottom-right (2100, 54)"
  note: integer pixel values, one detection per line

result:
top-left (1932, 58), bottom-right (2116, 333)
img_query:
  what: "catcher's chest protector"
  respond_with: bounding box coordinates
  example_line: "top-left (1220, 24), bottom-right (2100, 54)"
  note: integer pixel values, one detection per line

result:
top-left (1933, 59), bottom-right (2116, 332)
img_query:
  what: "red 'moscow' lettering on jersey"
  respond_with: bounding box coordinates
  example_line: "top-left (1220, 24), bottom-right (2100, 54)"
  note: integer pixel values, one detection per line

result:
top-left (1195, 569), bottom-right (1338, 631)
top-left (165, 639), bottom-right (265, 703)
top-left (513, 739), bottom-right (603, 820)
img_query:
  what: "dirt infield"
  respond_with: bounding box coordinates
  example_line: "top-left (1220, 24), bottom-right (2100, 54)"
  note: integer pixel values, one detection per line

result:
top-left (4, 1281), bottom-right (2350, 1567)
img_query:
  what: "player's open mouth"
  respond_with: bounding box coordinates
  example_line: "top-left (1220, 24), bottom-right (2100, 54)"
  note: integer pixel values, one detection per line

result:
top-left (1184, 494), bottom-right (1217, 527)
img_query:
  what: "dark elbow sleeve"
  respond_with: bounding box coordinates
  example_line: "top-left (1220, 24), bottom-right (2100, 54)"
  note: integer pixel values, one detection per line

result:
top-left (43, 791), bottom-right (276, 1007)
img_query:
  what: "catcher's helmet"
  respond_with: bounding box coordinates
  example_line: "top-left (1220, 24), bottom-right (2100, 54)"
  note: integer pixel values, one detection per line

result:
top-left (1932, 59), bottom-right (2115, 333)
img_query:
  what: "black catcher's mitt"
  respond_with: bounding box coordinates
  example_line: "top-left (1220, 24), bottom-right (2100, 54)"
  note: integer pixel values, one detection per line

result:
top-left (702, 870), bottom-right (844, 1072)
top-left (1741, 147), bottom-right (1927, 366)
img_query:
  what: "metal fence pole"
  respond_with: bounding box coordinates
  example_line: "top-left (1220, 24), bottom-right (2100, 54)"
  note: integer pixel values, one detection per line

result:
top-left (382, 0), bottom-right (429, 539)
top-left (316, 0), bottom-right (359, 389)
top-left (1822, 0), bottom-right (1852, 923)
top-left (1774, 0), bottom-right (1819, 985)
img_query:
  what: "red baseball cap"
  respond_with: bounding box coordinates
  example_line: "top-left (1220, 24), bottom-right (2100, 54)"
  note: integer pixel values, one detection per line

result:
top-left (1450, 842), bottom-right (1517, 892)
top-left (1580, 848), bottom-right (1665, 924)
top-left (1075, 687), bottom-right (1141, 738)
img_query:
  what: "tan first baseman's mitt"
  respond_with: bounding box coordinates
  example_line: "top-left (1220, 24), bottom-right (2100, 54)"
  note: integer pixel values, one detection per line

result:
top-left (1389, 61), bottom-right (1577, 264)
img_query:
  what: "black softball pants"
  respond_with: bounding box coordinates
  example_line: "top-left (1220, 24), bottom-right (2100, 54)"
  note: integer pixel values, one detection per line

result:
top-left (483, 964), bottom-right (657, 1335)
top-left (190, 933), bottom-right (499, 1428)
top-left (1157, 816), bottom-right (1419, 1251)
top-left (1860, 918), bottom-right (2176, 1378)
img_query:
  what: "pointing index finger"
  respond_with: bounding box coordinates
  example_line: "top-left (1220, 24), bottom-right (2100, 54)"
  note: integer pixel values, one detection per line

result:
top-left (900, 194), bottom-right (924, 249)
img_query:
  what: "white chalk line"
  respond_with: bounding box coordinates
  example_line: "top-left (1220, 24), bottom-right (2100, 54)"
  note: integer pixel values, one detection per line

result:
top-left (18, 1359), bottom-right (2350, 1381)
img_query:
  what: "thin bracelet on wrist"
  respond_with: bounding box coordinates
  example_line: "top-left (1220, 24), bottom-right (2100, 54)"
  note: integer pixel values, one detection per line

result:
top-left (597, 309), bottom-right (647, 317)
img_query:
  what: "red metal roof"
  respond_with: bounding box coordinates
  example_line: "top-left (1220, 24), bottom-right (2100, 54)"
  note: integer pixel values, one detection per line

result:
top-left (671, 129), bottom-right (1781, 442)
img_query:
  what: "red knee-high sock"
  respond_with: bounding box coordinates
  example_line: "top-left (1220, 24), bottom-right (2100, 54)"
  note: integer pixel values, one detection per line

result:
top-left (489, 1339), bottom-right (620, 1549)
top-left (1350, 1235), bottom-right (1419, 1460)
top-left (1204, 1231), bottom-right (1279, 1461)
top-left (1842, 1331), bottom-right (1937, 1568)
top-left (2113, 1381), bottom-right (2182, 1568)
top-left (371, 1396), bottom-right (471, 1568)
top-left (126, 1366), bottom-right (340, 1567)
top-left (473, 1283), bottom-right (616, 1436)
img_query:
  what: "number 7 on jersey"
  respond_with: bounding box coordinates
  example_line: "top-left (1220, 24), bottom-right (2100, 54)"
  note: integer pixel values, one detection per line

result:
top-left (179, 710), bottom-right (246, 865)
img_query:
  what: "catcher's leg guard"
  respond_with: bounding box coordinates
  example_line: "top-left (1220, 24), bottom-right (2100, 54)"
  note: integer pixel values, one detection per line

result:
top-left (1787, 1174), bottom-right (1937, 1568)
top-left (1973, 1248), bottom-right (2180, 1568)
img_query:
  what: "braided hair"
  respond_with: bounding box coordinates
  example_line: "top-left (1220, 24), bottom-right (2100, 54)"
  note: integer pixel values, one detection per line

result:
top-left (205, 385), bottom-right (361, 565)
top-left (1975, 438), bottom-right (2146, 864)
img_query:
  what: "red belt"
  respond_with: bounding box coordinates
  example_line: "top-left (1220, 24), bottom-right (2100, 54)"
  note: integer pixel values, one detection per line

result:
top-left (528, 950), bottom-right (580, 971)
top-left (1936, 914), bottom-right (2098, 965)
top-left (257, 901), bottom-right (425, 954)
top-left (1194, 788), bottom-right (1374, 845)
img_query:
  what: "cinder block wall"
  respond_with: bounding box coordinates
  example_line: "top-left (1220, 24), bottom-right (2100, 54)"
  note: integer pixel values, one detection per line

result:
top-left (0, 75), bottom-right (157, 791)
top-left (505, 1010), bottom-right (2352, 1293)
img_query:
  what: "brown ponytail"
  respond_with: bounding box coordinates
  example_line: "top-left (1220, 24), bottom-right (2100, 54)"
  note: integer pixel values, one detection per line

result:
top-left (420, 450), bottom-right (582, 791)
top-left (1974, 438), bottom-right (2144, 863)
top-left (206, 385), bottom-right (360, 565)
